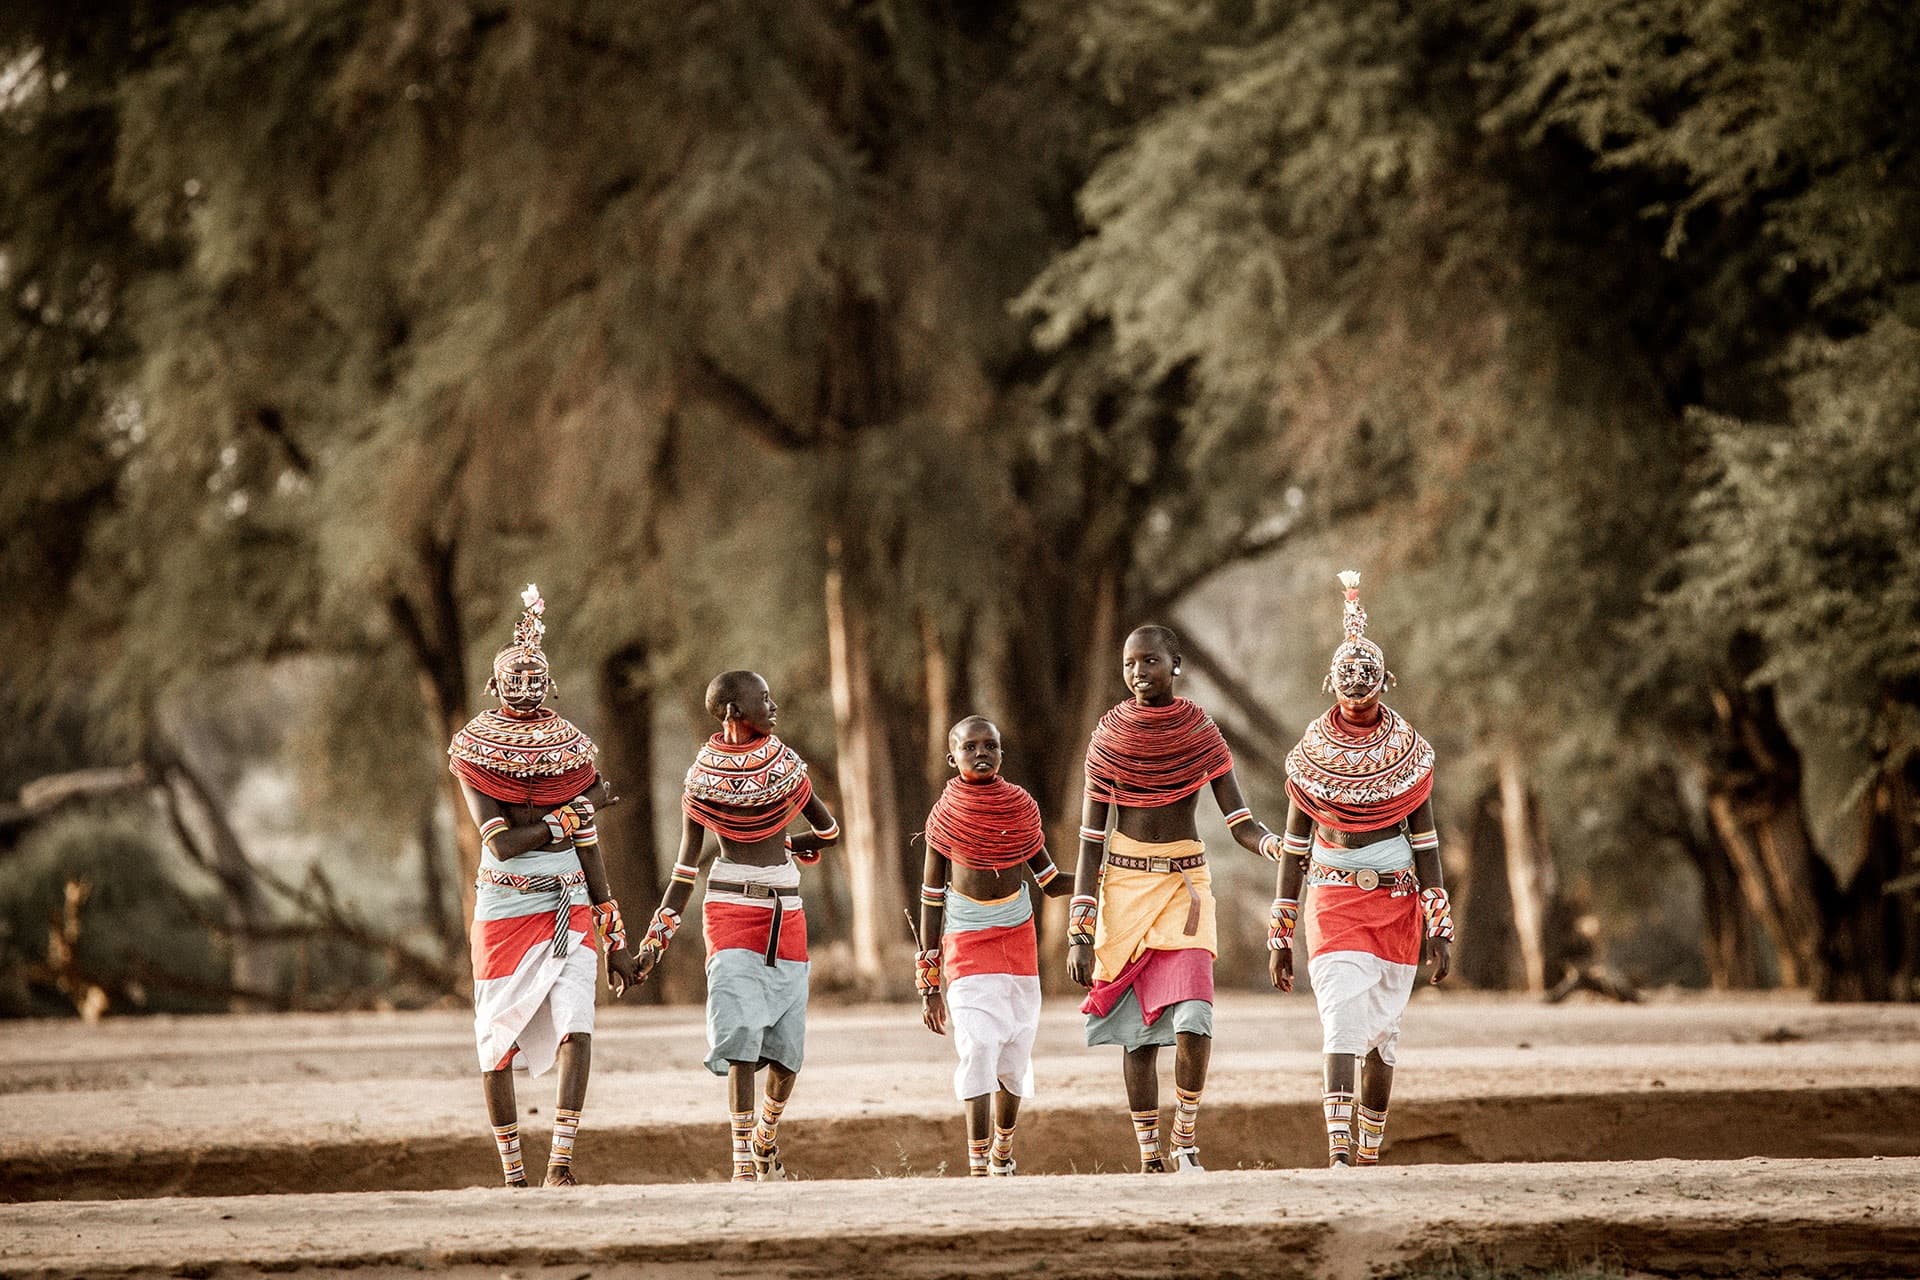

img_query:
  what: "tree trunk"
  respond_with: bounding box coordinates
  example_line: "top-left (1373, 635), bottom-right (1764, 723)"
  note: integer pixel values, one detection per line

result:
top-left (598, 641), bottom-right (671, 1004)
top-left (1032, 565), bottom-right (1123, 991)
top-left (1456, 782), bottom-right (1519, 989)
top-left (1703, 681), bottom-right (1825, 990)
top-left (1498, 751), bottom-right (1556, 995)
top-left (825, 532), bottom-right (907, 995)
top-left (386, 534), bottom-right (474, 941)
top-left (920, 607), bottom-right (954, 798)
top-left (1660, 764), bottom-right (1762, 989)
top-left (1816, 762), bottom-right (1917, 1002)
top-left (417, 804), bottom-right (459, 959)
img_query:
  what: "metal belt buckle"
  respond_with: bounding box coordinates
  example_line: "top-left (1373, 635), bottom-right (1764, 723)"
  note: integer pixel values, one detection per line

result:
top-left (1147, 856), bottom-right (1172, 874)
top-left (745, 882), bottom-right (773, 899)
top-left (1354, 868), bottom-right (1381, 891)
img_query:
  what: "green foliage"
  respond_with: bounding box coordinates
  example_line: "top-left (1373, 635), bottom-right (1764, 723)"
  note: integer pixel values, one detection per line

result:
top-left (1666, 320), bottom-right (1920, 767)
top-left (0, 806), bottom-right (227, 1016)
top-left (6, 0), bottom-right (1919, 999)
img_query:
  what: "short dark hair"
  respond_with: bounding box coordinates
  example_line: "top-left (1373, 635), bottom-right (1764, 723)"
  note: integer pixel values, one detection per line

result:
top-left (947, 714), bottom-right (999, 750)
top-left (704, 670), bottom-right (764, 721)
top-left (1127, 624), bottom-right (1181, 654)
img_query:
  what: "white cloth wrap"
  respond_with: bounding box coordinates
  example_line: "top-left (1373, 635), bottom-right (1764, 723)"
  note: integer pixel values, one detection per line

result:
top-left (945, 972), bottom-right (1041, 1101)
top-left (473, 927), bottom-right (597, 1076)
top-left (1307, 949), bottom-right (1417, 1065)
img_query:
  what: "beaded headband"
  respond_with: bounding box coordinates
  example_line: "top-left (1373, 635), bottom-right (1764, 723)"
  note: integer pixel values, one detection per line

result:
top-left (488, 583), bottom-right (555, 700)
top-left (1325, 570), bottom-right (1393, 698)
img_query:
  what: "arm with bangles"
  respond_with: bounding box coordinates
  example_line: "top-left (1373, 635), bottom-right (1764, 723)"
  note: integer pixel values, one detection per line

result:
top-left (565, 782), bottom-right (641, 996)
top-left (631, 812), bottom-right (709, 987)
top-left (784, 794), bottom-right (841, 862)
top-left (1065, 795), bottom-right (1110, 988)
top-left (458, 779), bottom-right (595, 860)
top-left (916, 843), bottom-right (950, 1035)
top-left (1266, 799), bottom-right (1313, 993)
top-left (1405, 797), bottom-right (1452, 985)
top-left (1027, 844), bottom-right (1074, 899)
top-left (1209, 769), bottom-right (1288, 863)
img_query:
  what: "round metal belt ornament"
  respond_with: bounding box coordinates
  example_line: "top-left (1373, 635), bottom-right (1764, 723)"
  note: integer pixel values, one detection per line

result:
top-left (1355, 868), bottom-right (1381, 890)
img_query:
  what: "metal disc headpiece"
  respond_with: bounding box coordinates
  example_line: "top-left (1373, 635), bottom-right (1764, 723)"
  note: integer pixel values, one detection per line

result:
top-left (1324, 570), bottom-right (1393, 699)
top-left (488, 583), bottom-right (554, 702)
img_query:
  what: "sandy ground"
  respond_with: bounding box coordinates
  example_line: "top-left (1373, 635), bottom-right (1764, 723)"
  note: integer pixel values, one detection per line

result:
top-left (4, 993), bottom-right (1918, 1199)
top-left (3, 995), bottom-right (1919, 1278)
top-left (3, 1158), bottom-right (1917, 1279)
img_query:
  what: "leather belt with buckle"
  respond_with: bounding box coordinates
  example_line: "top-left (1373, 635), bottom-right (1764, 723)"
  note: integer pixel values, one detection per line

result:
top-left (1308, 862), bottom-right (1418, 893)
top-left (1107, 851), bottom-right (1207, 874)
top-left (707, 879), bottom-right (799, 901)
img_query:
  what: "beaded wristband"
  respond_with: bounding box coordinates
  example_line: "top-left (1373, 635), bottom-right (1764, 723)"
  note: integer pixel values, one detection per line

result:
top-left (914, 947), bottom-right (943, 996)
top-left (1419, 887), bottom-right (1455, 940)
top-left (592, 899), bottom-right (627, 952)
top-left (639, 905), bottom-right (681, 959)
top-left (1067, 895), bottom-right (1098, 947)
top-left (1267, 897), bottom-right (1299, 952)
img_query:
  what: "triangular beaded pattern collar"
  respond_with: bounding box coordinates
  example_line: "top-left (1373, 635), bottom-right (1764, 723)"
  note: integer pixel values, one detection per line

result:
top-left (1284, 705), bottom-right (1432, 809)
top-left (449, 707), bottom-right (596, 778)
top-left (684, 733), bottom-right (810, 807)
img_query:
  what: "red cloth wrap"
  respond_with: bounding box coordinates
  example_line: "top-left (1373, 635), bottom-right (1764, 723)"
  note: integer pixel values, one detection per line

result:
top-left (471, 904), bottom-right (594, 980)
top-left (452, 756), bottom-right (599, 808)
top-left (1084, 698), bottom-right (1234, 809)
top-left (1307, 882), bottom-right (1421, 966)
top-left (923, 777), bottom-right (1045, 870)
top-left (703, 901), bottom-right (809, 963)
top-left (943, 921), bottom-right (1039, 979)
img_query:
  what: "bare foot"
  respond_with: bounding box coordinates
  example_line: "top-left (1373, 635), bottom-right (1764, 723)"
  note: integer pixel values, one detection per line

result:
top-left (543, 1166), bottom-right (577, 1187)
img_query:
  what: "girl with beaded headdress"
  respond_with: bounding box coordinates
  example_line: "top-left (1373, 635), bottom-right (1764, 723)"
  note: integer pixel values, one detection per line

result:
top-left (1269, 572), bottom-right (1453, 1168)
top-left (449, 585), bottom-right (639, 1187)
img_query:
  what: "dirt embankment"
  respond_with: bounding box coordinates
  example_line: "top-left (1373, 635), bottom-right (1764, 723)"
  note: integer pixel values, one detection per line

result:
top-left (4, 1159), bottom-right (1917, 1280)
top-left (3, 996), bottom-right (1917, 1201)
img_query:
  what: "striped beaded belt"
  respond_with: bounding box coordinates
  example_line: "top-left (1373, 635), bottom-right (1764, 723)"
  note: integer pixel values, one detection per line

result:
top-left (1308, 862), bottom-right (1418, 895)
top-left (1103, 851), bottom-right (1206, 937)
top-left (708, 880), bottom-right (803, 968)
top-left (478, 867), bottom-right (588, 958)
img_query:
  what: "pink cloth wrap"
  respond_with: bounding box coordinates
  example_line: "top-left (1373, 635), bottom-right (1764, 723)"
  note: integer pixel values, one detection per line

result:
top-left (1079, 948), bottom-right (1214, 1026)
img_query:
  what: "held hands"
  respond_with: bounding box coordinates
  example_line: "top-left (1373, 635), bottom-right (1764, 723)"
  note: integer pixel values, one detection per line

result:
top-left (1427, 936), bottom-right (1451, 985)
top-left (922, 990), bottom-right (948, 1036)
top-left (632, 942), bottom-right (661, 986)
top-left (1066, 941), bottom-right (1095, 988)
top-left (606, 946), bottom-right (640, 998)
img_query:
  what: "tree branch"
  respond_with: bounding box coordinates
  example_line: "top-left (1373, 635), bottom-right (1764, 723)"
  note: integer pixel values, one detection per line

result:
top-left (683, 350), bottom-right (822, 451)
top-left (1171, 617), bottom-right (1294, 758)
top-left (1142, 489), bottom-right (1387, 615)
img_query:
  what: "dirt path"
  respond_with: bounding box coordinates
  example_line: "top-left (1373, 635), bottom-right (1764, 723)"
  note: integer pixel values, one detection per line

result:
top-left (4, 1158), bottom-right (1916, 1280)
top-left (5, 996), bottom-right (1919, 1200)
